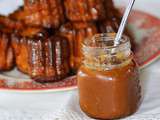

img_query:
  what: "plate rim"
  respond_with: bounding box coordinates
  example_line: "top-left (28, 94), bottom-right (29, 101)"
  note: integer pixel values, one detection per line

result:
top-left (139, 50), bottom-right (160, 70)
top-left (0, 85), bottom-right (77, 93)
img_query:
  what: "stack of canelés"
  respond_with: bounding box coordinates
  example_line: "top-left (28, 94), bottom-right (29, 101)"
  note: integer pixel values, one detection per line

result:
top-left (0, 0), bottom-right (133, 82)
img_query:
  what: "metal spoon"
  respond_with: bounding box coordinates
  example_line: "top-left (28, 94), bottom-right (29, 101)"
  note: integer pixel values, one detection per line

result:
top-left (114, 0), bottom-right (135, 46)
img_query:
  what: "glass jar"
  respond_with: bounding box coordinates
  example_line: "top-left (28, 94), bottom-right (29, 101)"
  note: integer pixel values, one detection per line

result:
top-left (77, 33), bottom-right (141, 119)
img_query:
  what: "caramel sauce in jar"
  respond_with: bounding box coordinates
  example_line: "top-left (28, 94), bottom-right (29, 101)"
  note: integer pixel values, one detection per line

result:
top-left (77, 33), bottom-right (141, 119)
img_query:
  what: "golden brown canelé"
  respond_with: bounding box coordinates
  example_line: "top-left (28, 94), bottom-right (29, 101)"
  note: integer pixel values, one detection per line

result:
top-left (0, 30), bottom-right (14, 71)
top-left (64, 0), bottom-right (106, 21)
top-left (0, 15), bottom-right (24, 31)
top-left (9, 7), bottom-right (27, 27)
top-left (29, 35), bottom-right (71, 82)
top-left (98, 0), bottom-right (124, 33)
top-left (77, 34), bottom-right (141, 119)
top-left (11, 27), bottom-right (45, 74)
top-left (11, 36), bottom-right (29, 74)
top-left (59, 22), bottom-right (98, 71)
top-left (12, 27), bottom-right (70, 82)
top-left (23, 0), bottom-right (64, 28)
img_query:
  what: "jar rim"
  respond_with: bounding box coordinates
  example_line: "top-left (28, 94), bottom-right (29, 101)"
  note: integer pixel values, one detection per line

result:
top-left (83, 33), bottom-right (130, 50)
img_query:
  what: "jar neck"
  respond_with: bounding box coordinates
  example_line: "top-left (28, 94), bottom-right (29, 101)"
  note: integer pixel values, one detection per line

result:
top-left (82, 33), bottom-right (132, 71)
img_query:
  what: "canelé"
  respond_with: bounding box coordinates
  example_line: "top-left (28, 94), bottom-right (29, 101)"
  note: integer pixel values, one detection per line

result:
top-left (29, 34), bottom-right (71, 82)
top-left (64, 0), bottom-right (105, 21)
top-left (23, 0), bottom-right (64, 28)
top-left (0, 29), bottom-right (14, 71)
top-left (59, 22), bottom-right (98, 71)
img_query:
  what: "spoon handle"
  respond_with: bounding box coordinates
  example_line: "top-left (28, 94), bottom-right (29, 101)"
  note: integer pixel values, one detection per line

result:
top-left (114, 0), bottom-right (135, 46)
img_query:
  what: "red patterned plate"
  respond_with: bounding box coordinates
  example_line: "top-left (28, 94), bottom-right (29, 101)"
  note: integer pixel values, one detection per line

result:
top-left (0, 9), bottom-right (160, 92)
top-left (128, 10), bottom-right (160, 69)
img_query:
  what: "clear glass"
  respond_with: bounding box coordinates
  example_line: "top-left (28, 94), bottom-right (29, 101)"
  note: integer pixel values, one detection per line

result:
top-left (77, 33), bottom-right (141, 119)
top-left (82, 33), bottom-right (131, 70)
